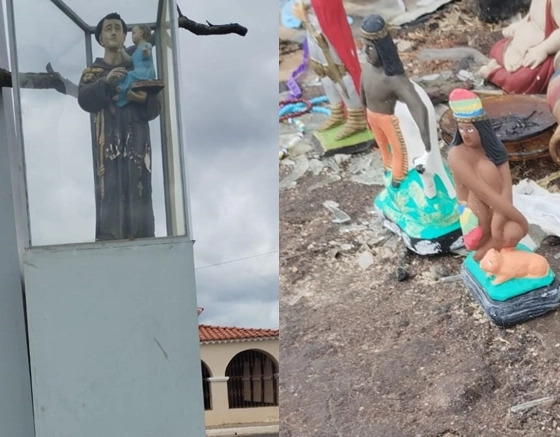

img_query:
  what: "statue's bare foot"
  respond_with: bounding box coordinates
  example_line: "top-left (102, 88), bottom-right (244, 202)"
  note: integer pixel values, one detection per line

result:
top-left (473, 239), bottom-right (495, 262)
top-left (478, 59), bottom-right (500, 79)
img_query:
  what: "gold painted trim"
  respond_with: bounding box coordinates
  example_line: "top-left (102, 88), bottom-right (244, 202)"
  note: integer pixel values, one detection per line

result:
top-left (361, 24), bottom-right (389, 40)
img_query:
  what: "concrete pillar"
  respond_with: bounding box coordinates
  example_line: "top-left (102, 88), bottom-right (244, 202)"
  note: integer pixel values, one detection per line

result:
top-left (0, 1), bottom-right (37, 435)
top-left (208, 376), bottom-right (230, 413)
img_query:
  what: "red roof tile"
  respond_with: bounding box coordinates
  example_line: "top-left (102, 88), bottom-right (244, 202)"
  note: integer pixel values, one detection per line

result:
top-left (199, 324), bottom-right (279, 342)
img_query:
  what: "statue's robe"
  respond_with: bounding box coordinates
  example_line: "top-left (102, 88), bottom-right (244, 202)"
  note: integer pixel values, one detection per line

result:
top-left (78, 57), bottom-right (162, 241)
top-left (310, 0), bottom-right (362, 92)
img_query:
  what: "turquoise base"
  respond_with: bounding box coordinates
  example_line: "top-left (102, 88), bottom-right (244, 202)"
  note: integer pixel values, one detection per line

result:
top-left (464, 244), bottom-right (556, 301)
top-left (374, 168), bottom-right (461, 241)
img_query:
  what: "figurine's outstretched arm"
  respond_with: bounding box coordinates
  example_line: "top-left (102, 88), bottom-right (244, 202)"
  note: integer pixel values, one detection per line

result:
top-left (393, 77), bottom-right (431, 152)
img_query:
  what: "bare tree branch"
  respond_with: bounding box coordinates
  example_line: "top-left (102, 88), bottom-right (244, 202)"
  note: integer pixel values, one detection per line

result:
top-left (177, 5), bottom-right (248, 37)
top-left (0, 5), bottom-right (248, 94)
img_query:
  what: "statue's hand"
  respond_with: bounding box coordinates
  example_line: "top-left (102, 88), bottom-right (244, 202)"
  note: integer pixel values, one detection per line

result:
top-left (522, 46), bottom-right (548, 69)
top-left (127, 90), bottom-right (148, 103)
top-left (105, 67), bottom-right (127, 86)
top-left (413, 151), bottom-right (433, 175)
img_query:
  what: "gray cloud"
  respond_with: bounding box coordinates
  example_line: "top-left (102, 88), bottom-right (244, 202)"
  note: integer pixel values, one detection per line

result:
top-left (180, 1), bottom-right (278, 329)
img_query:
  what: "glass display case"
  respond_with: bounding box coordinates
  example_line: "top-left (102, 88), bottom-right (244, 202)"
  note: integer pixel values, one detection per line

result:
top-left (7, 0), bottom-right (190, 246)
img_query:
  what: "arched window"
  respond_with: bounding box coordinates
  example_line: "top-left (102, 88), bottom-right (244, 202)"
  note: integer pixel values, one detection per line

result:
top-left (225, 350), bottom-right (278, 409)
top-left (201, 361), bottom-right (212, 411)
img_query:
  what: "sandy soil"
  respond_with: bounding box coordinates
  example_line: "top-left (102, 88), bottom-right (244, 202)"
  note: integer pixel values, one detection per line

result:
top-left (280, 1), bottom-right (560, 436)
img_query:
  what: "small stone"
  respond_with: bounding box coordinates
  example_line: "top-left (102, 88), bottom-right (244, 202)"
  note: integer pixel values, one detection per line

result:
top-left (395, 39), bottom-right (414, 52)
top-left (544, 235), bottom-right (560, 246)
top-left (334, 153), bottom-right (351, 165)
top-left (358, 251), bottom-right (375, 270)
top-left (340, 244), bottom-right (354, 251)
top-left (291, 266), bottom-right (298, 273)
top-left (396, 267), bottom-right (409, 282)
top-left (430, 264), bottom-right (450, 280)
top-left (554, 252), bottom-right (560, 260)
top-left (327, 248), bottom-right (341, 259)
top-left (308, 158), bottom-right (324, 175)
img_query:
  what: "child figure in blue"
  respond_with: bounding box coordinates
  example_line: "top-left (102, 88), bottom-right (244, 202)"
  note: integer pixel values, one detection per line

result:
top-left (115, 24), bottom-right (156, 107)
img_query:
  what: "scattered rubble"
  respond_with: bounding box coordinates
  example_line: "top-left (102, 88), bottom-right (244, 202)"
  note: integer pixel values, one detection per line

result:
top-left (280, 1), bottom-right (560, 436)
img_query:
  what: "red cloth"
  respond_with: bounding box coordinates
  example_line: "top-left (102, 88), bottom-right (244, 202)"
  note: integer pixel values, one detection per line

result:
top-left (310, 0), bottom-right (361, 93)
top-left (487, 0), bottom-right (557, 94)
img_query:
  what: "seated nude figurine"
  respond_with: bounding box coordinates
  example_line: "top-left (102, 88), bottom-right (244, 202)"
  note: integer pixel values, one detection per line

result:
top-left (478, 0), bottom-right (560, 94)
top-left (447, 89), bottom-right (529, 262)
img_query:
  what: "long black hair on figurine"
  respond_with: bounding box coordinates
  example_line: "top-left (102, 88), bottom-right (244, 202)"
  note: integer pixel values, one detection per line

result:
top-left (360, 14), bottom-right (405, 77)
top-left (450, 119), bottom-right (509, 166)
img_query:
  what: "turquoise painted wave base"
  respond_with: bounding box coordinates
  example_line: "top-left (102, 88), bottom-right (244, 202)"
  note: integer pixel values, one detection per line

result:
top-left (373, 168), bottom-right (461, 253)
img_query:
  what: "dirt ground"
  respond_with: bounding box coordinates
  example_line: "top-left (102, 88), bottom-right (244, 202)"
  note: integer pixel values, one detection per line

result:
top-left (280, 1), bottom-right (560, 436)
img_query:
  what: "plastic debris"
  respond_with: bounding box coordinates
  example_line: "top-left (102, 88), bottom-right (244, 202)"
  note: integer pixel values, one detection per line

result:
top-left (510, 396), bottom-right (555, 413)
top-left (323, 200), bottom-right (352, 224)
top-left (358, 251), bottom-right (375, 271)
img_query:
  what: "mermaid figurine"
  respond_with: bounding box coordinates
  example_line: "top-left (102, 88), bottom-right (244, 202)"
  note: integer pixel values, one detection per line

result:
top-left (115, 24), bottom-right (156, 107)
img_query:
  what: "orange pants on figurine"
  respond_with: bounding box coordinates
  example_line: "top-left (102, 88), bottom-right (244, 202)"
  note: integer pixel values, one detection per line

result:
top-left (366, 110), bottom-right (408, 185)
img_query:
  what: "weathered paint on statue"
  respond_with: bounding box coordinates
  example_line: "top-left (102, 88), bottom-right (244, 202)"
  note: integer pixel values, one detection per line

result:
top-left (78, 13), bottom-right (163, 241)
top-left (359, 14), bottom-right (461, 255)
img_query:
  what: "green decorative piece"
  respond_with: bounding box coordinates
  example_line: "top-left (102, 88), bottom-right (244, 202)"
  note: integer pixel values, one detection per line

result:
top-left (312, 126), bottom-right (374, 156)
top-left (374, 168), bottom-right (461, 241)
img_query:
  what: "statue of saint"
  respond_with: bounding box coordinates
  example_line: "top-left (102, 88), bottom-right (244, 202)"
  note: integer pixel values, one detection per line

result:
top-left (78, 13), bottom-right (163, 241)
top-left (115, 24), bottom-right (157, 107)
top-left (478, 0), bottom-right (560, 94)
top-left (292, 0), bottom-right (367, 140)
top-left (447, 88), bottom-right (529, 262)
top-left (359, 14), bottom-right (461, 255)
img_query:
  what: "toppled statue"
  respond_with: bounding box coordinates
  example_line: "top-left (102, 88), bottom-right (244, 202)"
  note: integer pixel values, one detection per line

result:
top-left (360, 14), bottom-right (462, 255)
top-left (447, 88), bottom-right (560, 327)
top-left (479, 0), bottom-right (560, 94)
top-left (292, 0), bottom-right (373, 154)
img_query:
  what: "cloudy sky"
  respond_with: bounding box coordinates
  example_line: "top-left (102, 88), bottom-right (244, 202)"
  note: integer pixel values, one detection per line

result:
top-left (4, 0), bottom-right (278, 329)
top-left (180, 0), bottom-right (278, 329)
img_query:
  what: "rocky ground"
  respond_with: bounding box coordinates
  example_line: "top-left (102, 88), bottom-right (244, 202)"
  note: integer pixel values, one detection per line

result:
top-left (279, 1), bottom-right (560, 436)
